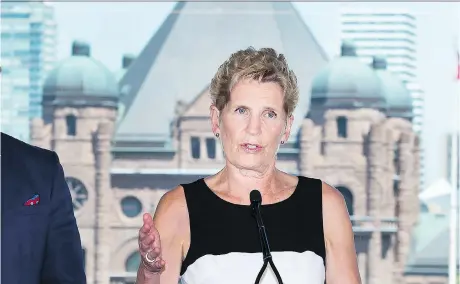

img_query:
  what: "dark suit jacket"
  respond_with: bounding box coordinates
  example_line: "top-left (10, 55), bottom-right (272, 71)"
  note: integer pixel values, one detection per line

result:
top-left (1, 133), bottom-right (86, 284)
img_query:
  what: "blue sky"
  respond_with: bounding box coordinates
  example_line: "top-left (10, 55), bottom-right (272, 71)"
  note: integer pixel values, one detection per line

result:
top-left (49, 2), bottom-right (460, 188)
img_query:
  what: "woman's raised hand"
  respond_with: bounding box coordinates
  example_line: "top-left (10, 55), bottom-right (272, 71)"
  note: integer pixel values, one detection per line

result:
top-left (138, 213), bottom-right (166, 274)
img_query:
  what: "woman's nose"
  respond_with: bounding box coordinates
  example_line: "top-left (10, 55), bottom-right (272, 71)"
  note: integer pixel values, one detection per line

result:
top-left (246, 115), bottom-right (262, 135)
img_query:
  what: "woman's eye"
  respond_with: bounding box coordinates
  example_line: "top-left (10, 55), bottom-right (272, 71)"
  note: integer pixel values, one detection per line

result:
top-left (266, 111), bottom-right (277, 119)
top-left (236, 108), bottom-right (246, 114)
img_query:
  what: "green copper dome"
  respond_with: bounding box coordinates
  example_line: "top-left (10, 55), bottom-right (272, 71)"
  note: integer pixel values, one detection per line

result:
top-left (114, 54), bottom-right (136, 82)
top-left (43, 41), bottom-right (119, 107)
top-left (371, 56), bottom-right (413, 119)
top-left (311, 41), bottom-right (385, 109)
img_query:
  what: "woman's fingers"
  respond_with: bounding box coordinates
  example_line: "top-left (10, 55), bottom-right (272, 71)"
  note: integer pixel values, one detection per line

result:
top-left (138, 213), bottom-right (165, 273)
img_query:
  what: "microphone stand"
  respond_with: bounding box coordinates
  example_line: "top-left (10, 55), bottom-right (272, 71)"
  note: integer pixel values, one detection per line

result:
top-left (254, 256), bottom-right (283, 284)
top-left (250, 190), bottom-right (284, 284)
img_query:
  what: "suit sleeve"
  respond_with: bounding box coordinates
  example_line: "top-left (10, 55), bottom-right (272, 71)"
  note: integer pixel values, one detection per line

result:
top-left (40, 152), bottom-right (87, 284)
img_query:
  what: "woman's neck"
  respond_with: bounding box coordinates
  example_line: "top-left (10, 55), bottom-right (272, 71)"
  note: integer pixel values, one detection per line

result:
top-left (218, 162), bottom-right (280, 200)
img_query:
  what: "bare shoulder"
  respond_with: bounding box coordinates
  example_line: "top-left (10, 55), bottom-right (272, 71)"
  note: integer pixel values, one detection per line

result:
top-left (321, 181), bottom-right (348, 212)
top-left (321, 181), bottom-right (352, 236)
top-left (153, 185), bottom-right (189, 232)
top-left (321, 181), bottom-right (353, 239)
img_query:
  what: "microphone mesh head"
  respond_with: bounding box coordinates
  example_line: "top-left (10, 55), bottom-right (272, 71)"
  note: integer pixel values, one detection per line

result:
top-left (250, 190), bottom-right (262, 203)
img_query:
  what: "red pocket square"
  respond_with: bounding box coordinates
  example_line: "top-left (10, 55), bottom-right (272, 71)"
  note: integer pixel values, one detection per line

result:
top-left (24, 194), bottom-right (40, 206)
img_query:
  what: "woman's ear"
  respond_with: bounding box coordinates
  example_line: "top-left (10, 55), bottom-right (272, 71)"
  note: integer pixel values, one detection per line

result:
top-left (282, 114), bottom-right (294, 142)
top-left (210, 105), bottom-right (221, 135)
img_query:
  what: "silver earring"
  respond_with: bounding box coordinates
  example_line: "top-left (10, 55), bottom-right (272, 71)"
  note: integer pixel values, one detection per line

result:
top-left (281, 141), bottom-right (284, 144)
top-left (215, 133), bottom-right (219, 138)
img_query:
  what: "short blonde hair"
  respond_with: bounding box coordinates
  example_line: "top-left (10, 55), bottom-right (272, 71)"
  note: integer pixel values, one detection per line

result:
top-left (210, 47), bottom-right (299, 117)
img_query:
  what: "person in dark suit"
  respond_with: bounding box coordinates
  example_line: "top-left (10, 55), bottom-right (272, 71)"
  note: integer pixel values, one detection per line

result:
top-left (1, 132), bottom-right (86, 284)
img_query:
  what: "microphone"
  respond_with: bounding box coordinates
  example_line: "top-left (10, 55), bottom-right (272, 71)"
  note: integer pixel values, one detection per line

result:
top-left (250, 190), bottom-right (271, 261)
top-left (250, 190), bottom-right (284, 284)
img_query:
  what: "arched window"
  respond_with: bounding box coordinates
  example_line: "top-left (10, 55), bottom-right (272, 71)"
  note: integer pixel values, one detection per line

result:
top-left (125, 251), bottom-right (141, 272)
top-left (190, 136), bottom-right (200, 159)
top-left (337, 116), bottom-right (348, 138)
top-left (336, 186), bottom-right (354, 216)
top-left (206, 138), bottom-right (216, 159)
top-left (66, 114), bottom-right (77, 136)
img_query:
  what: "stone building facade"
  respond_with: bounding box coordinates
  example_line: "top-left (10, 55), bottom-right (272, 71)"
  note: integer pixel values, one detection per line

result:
top-left (28, 2), bottom-right (441, 284)
top-left (30, 41), bottom-right (426, 284)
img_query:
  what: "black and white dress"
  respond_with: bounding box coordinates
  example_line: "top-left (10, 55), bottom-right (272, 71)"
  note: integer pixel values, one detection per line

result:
top-left (179, 176), bottom-right (326, 284)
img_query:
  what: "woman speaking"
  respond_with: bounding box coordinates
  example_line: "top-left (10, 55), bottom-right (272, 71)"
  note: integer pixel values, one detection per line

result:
top-left (135, 47), bottom-right (361, 284)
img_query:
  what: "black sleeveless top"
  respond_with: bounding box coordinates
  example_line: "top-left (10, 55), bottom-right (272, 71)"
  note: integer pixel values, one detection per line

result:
top-left (179, 176), bottom-right (326, 284)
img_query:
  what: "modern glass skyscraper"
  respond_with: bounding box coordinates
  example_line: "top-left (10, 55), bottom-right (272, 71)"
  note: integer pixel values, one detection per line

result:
top-left (1, 2), bottom-right (57, 142)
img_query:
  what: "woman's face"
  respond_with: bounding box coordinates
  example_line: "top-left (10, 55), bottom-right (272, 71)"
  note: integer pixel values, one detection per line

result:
top-left (211, 79), bottom-right (294, 172)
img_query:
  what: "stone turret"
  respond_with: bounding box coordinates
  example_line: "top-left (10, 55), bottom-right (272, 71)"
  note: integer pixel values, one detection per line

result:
top-left (32, 40), bottom-right (119, 283)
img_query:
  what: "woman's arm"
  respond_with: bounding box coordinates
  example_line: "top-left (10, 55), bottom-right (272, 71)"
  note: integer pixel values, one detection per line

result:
top-left (322, 182), bottom-right (362, 284)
